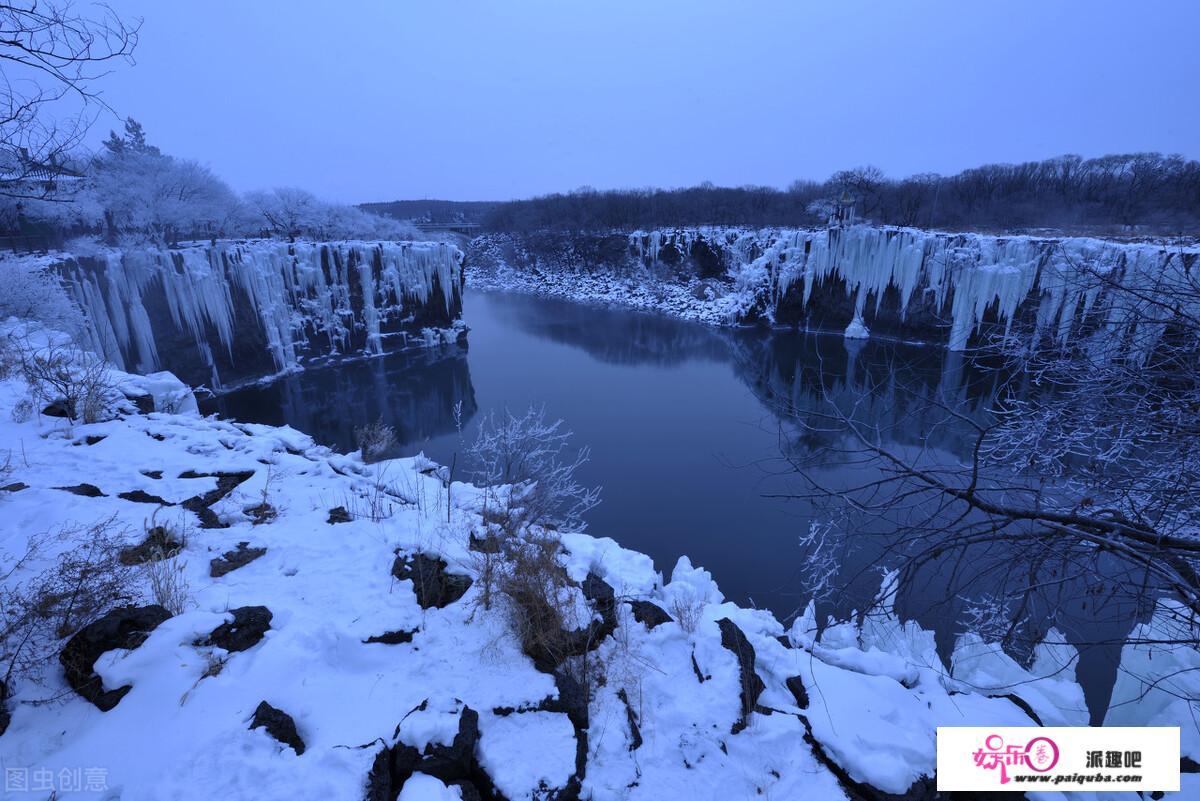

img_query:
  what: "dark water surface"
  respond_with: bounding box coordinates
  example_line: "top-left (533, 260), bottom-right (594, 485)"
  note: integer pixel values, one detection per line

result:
top-left (204, 290), bottom-right (1144, 719)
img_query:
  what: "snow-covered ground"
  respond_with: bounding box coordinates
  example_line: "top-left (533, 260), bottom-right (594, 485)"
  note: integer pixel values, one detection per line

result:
top-left (0, 320), bottom-right (1196, 800)
top-left (466, 255), bottom-right (743, 327)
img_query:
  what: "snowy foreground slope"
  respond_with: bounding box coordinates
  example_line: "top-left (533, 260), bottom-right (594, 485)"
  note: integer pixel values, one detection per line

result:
top-left (468, 226), bottom-right (1198, 352)
top-left (29, 239), bottom-right (466, 389)
top-left (1, 327), bottom-right (1197, 800)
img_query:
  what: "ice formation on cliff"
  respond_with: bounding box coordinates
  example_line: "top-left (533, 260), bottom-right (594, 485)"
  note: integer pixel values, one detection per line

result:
top-left (632, 225), bottom-right (1196, 352)
top-left (59, 240), bottom-right (462, 386)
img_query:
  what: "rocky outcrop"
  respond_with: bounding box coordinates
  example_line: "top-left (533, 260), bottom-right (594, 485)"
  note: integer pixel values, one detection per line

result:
top-left (209, 542), bottom-right (267, 577)
top-left (716, 618), bottom-right (766, 734)
top-left (0, 679), bottom-right (10, 736)
top-left (364, 706), bottom-right (496, 801)
top-left (627, 599), bottom-right (672, 629)
top-left (391, 553), bottom-right (473, 609)
top-left (197, 606), bottom-right (272, 652)
top-left (249, 701), bottom-right (305, 755)
top-left (119, 525), bottom-right (185, 565)
top-left (60, 605), bottom-right (172, 710)
top-left (56, 240), bottom-right (466, 388)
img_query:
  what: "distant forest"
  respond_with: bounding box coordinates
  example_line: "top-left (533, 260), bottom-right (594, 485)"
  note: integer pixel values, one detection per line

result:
top-left (367, 153), bottom-right (1200, 236)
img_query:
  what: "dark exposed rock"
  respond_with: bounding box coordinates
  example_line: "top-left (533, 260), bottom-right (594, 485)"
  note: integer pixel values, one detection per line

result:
top-left (364, 747), bottom-right (394, 801)
top-left (617, 688), bottom-right (642, 751)
top-left (119, 526), bottom-right (185, 565)
top-left (244, 501), bottom-right (277, 525)
top-left (140, 470), bottom-right (163, 479)
top-left (84, 435), bottom-right (106, 445)
top-left (327, 506), bottom-right (352, 524)
top-left (180, 470), bottom-right (254, 529)
top-left (197, 606), bottom-right (272, 652)
top-left (118, 489), bottom-right (173, 505)
top-left (363, 629), bottom-right (417, 645)
top-left (391, 553), bottom-right (472, 609)
top-left (716, 618), bottom-right (766, 734)
top-left (691, 649), bottom-right (709, 683)
top-left (993, 693), bottom-right (1043, 726)
top-left (126, 392), bottom-right (155, 415)
top-left (42, 399), bottom-right (72, 417)
top-left (785, 676), bottom-right (809, 710)
top-left (0, 679), bottom-right (9, 736)
top-left (210, 542), bottom-right (267, 577)
top-left (0, 482), bottom-right (27, 493)
top-left (55, 482), bottom-right (105, 497)
top-left (544, 670), bottom-right (588, 800)
top-left (365, 706), bottom-right (498, 801)
top-left (60, 605), bottom-right (172, 710)
top-left (449, 780), bottom-right (482, 801)
top-left (776, 635), bottom-right (792, 649)
top-left (417, 707), bottom-right (480, 784)
top-left (467, 532), bottom-right (500, 553)
top-left (250, 700), bottom-right (305, 754)
top-left (627, 600), bottom-right (672, 630)
top-left (581, 572), bottom-right (618, 642)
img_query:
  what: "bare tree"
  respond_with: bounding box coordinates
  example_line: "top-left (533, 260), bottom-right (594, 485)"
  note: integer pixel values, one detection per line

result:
top-left (776, 243), bottom-right (1200, 683)
top-left (467, 405), bottom-right (601, 534)
top-left (0, 1), bottom-right (140, 199)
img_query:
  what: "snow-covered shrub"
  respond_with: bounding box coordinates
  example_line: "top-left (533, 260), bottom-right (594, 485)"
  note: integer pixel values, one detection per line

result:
top-left (491, 532), bottom-right (595, 678)
top-left (355, 419), bottom-right (397, 464)
top-left (667, 586), bottom-right (703, 635)
top-left (2, 517), bottom-right (135, 691)
top-left (0, 259), bottom-right (82, 334)
top-left (467, 406), bottom-right (600, 533)
top-left (0, 336), bottom-right (18, 380)
top-left (18, 338), bottom-right (117, 423)
top-left (141, 552), bottom-right (190, 616)
top-left (9, 397), bottom-right (33, 423)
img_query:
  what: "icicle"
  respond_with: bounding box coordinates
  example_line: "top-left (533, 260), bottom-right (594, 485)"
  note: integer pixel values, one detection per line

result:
top-left (59, 238), bottom-right (463, 385)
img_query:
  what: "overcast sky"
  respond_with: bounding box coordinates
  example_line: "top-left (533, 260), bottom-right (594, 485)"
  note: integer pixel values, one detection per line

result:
top-left (94, 0), bottom-right (1200, 204)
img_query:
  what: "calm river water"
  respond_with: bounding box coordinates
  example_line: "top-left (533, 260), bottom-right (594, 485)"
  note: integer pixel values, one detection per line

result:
top-left (204, 289), bottom-right (1145, 719)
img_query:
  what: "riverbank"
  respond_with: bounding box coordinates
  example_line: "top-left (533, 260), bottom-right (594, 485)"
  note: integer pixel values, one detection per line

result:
top-left (2, 320), bottom-right (1195, 799)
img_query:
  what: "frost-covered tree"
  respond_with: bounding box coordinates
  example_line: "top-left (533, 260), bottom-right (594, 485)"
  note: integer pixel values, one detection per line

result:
top-left (467, 406), bottom-right (601, 533)
top-left (243, 187), bottom-right (320, 239)
top-left (0, 2), bottom-right (139, 200)
top-left (244, 187), bottom-right (420, 241)
top-left (90, 123), bottom-right (238, 245)
top-left (0, 259), bottom-right (81, 332)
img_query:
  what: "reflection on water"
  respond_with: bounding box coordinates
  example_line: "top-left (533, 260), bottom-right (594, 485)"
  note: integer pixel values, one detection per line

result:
top-left (206, 290), bottom-right (1148, 719)
top-left (203, 342), bottom-right (478, 454)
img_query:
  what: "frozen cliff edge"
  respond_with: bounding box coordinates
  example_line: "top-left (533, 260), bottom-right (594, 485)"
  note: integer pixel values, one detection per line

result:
top-left (468, 226), bottom-right (1198, 352)
top-left (47, 239), bottom-right (465, 389)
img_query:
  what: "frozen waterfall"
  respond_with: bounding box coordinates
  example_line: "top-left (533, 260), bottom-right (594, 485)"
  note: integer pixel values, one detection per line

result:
top-left (57, 239), bottom-right (464, 388)
top-left (631, 225), bottom-right (1197, 353)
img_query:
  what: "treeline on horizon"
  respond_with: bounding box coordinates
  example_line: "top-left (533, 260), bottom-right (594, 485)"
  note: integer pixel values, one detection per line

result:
top-left (371, 153), bottom-right (1200, 236)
